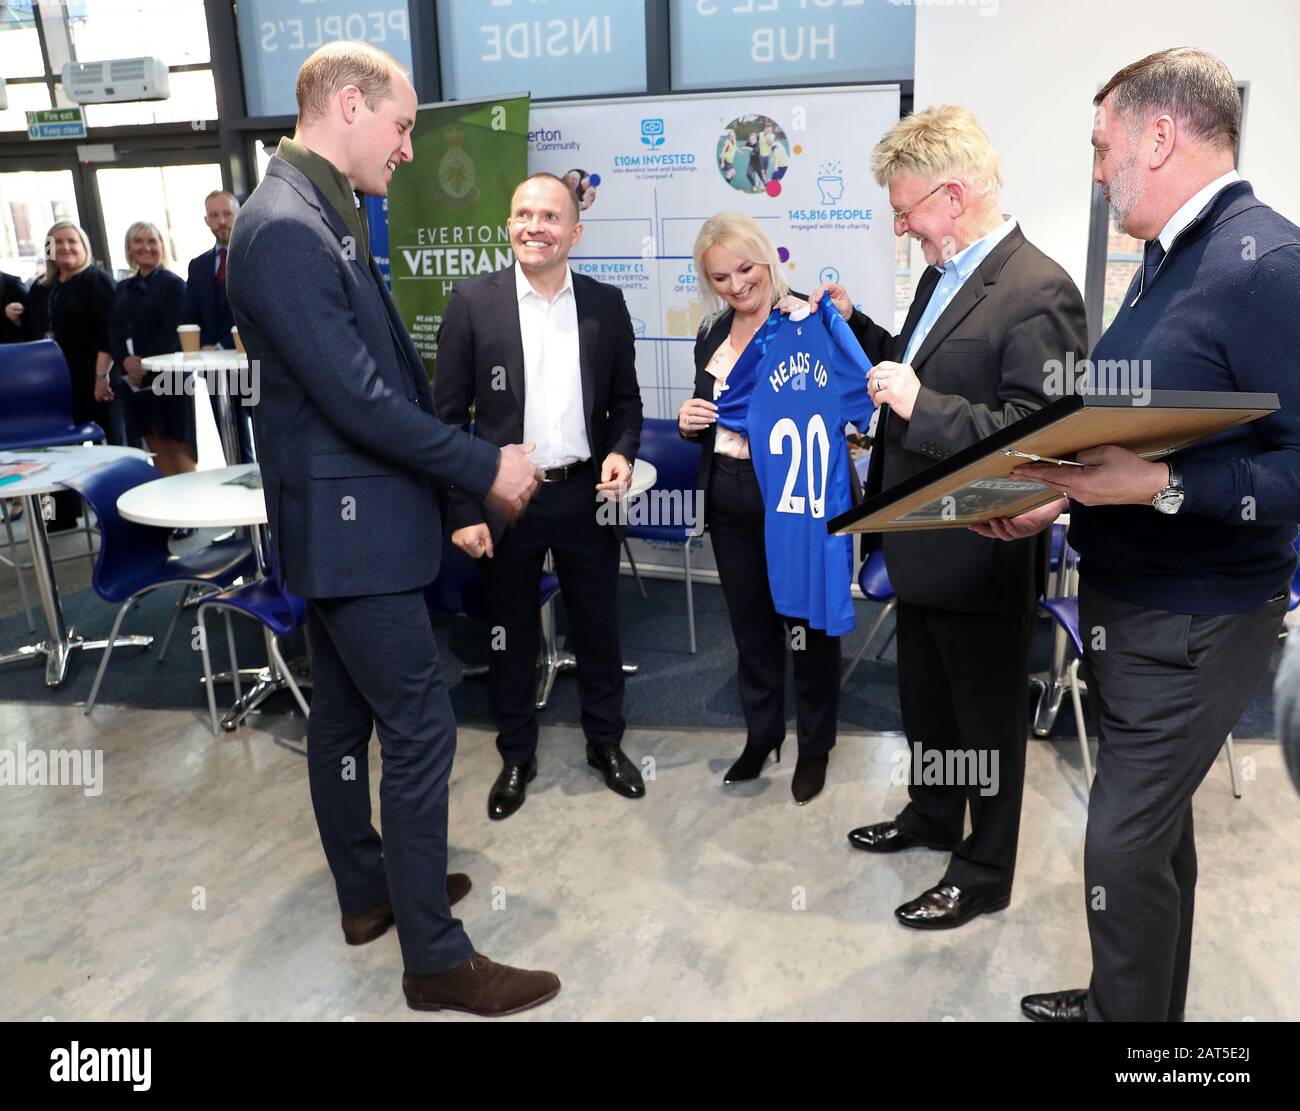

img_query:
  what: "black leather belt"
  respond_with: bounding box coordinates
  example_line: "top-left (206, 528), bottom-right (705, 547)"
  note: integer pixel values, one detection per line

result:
top-left (540, 460), bottom-right (590, 483)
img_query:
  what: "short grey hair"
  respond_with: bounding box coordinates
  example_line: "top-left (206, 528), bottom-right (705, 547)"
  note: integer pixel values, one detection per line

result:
top-left (1095, 48), bottom-right (1240, 152)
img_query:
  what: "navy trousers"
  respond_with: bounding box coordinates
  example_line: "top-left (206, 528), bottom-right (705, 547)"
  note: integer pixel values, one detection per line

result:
top-left (304, 590), bottom-right (473, 976)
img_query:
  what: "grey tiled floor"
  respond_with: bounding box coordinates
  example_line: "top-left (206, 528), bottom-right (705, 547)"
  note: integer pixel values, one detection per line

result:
top-left (1, 700), bottom-right (1296, 1021)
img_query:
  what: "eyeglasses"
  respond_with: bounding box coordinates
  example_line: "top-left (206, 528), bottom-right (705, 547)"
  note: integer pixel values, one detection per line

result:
top-left (891, 182), bottom-right (949, 229)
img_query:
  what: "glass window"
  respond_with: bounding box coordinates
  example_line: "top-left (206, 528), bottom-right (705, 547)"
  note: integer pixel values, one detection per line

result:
top-left (670, 0), bottom-right (914, 92)
top-left (79, 68), bottom-right (218, 127)
top-left (0, 4), bottom-right (47, 79)
top-left (62, 0), bottom-right (210, 67)
top-left (0, 79), bottom-right (52, 132)
top-left (0, 169), bottom-right (80, 281)
top-left (236, 0), bottom-right (414, 117)
top-left (95, 162), bottom-right (223, 278)
top-left (1101, 228), bottom-right (1144, 331)
top-left (438, 0), bottom-right (647, 101)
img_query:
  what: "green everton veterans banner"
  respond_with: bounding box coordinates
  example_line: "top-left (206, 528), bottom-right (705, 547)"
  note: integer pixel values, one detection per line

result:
top-left (386, 95), bottom-right (530, 382)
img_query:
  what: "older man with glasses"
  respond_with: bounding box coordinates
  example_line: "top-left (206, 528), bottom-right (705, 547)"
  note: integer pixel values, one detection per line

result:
top-left (806, 105), bottom-right (1088, 930)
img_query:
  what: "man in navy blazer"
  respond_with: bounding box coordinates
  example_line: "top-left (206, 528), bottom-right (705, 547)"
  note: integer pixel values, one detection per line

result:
top-left (183, 189), bottom-right (255, 462)
top-left (182, 190), bottom-right (238, 350)
top-left (226, 41), bottom-right (558, 1017)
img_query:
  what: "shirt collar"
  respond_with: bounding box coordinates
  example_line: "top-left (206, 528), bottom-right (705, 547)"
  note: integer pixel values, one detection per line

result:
top-left (936, 215), bottom-right (1018, 279)
top-left (1157, 169), bottom-right (1240, 252)
top-left (515, 260), bottom-right (574, 303)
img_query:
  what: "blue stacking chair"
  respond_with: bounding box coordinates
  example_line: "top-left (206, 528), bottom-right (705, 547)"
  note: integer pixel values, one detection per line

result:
top-left (61, 458), bottom-right (257, 717)
top-left (195, 563), bottom-right (310, 735)
top-left (0, 339), bottom-right (108, 630)
top-left (0, 339), bottom-right (106, 450)
top-left (426, 535), bottom-right (565, 709)
top-left (623, 418), bottom-right (703, 653)
top-left (841, 549), bottom-right (897, 686)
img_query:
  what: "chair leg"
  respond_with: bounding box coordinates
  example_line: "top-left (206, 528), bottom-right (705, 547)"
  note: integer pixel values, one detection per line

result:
top-left (83, 597), bottom-right (133, 717)
top-left (843, 597), bottom-right (894, 685)
top-left (268, 636), bottom-right (311, 718)
top-left (157, 585), bottom-right (191, 663)
top-left (1224, 732), bottom-right (1241, 799)
top-left (874, 607), bottom-right (898, 660)
top-left (224, 611), bottom-right (241, 701)
top-left (683, 541), bottom-right (697, 655)
top-left (1069, 657), bottom-right (1094, 785)
top-left (624, 538), bottom-right (646, 598)
top-left (198, 606), bottom-right (220, 737)
top-left (2, 499), bottom-right (35, 632)
top-left (535, 595), bottom-right (561, 710)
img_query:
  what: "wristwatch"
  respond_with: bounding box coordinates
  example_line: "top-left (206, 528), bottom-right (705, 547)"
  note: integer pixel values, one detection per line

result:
top-left (1151, 463), bottom-right (1184, 515)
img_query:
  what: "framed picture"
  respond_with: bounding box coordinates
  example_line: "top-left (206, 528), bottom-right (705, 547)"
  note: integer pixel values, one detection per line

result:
top-left (829, 390), bottom-right (1279, 535)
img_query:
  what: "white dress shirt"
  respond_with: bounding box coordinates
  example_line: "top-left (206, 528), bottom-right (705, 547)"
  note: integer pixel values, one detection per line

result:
top-left (1157, 169), bottom-right (1240, 251)
top-left (515, 261), bottom-right (591, 469)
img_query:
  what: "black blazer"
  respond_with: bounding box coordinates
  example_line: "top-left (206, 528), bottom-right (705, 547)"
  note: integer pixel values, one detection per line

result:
top-left (108, 267), bottom-right (185, 366)
top-left (434, 265), bottom-right (643, 536)
top-left (851, 225), bottom-right (1087, 614)
top-left (1, 272), bottom-right (26, 344)
top-left (226, 156), bottom-right (501, 598)
top-left (182, 245), bottom-right (236, 348)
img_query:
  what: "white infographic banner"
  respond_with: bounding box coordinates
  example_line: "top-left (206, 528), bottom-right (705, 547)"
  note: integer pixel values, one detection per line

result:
top-left (527, 85), bottom-right (900, 422)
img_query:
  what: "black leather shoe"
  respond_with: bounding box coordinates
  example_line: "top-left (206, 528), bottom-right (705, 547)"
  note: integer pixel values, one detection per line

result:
top-left (1021, 989), bottom-right (1089, 1022)
top-left (488, 759), bottom-right (537, 821)
top-left (585, 743), bottom-right (646, 798)
top-left (847, 820), bottom-right (955, 853)
top-left (791, 753), bottom-right (828, 805)
top-left (894, 883), bottom-right (1011, 930)
top-left (724, 739), bottom-right (783, 784)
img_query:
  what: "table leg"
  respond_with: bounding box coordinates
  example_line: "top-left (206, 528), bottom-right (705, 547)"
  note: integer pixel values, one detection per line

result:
top-left (0, 494), bottom-right (152, 688)
top-left (213, 364), bottom-right (241, 466)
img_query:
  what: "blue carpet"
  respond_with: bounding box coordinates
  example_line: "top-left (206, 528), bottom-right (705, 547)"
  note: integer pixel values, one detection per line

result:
top-left (0, 574), bottom-right (1281, 739)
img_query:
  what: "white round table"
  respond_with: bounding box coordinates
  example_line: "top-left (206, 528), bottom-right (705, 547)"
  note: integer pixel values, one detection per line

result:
top-left (117, 463), bottom-right (267, 531)
top-left (117, 463), bottom-right (285, 733)
top-left (140, 351), bottom-right (250, 466)
top-left (0, 444), bottom-right (152, 687)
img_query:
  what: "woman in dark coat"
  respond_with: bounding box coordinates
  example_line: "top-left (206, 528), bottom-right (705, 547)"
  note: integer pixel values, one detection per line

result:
top-left (29, 222), bottom-right (116, 529)
top-left (109, 221), bottom-right (193, 475)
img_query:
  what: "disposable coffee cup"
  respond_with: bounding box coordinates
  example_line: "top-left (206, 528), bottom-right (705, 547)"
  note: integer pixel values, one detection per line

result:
top-left (230, 326), bottom-right (245, 355)
top-left (178, 324), bottom-right (201, 354)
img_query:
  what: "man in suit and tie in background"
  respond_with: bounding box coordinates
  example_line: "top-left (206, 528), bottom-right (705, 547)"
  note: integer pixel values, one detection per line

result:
top-left (227, 40), bottom-right (559, 1016)
top-left (183, 190), bottom-right (238, 351)
top-left (815, 106), bottom-right (1087, 928)
top-left (435, 173), bottom-right (646, 821)
top-left (183, 189), bottom-right (254, 462)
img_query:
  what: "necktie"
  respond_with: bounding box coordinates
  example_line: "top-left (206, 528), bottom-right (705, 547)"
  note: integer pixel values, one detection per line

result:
top-left (215, 247), bottom-right (226, 285)
top-left (1141, 239), bottom-right (1165, 293)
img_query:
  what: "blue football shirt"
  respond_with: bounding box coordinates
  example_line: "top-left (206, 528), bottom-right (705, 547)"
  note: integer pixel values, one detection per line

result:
top-left (713, 297), bottom-right (874, 635)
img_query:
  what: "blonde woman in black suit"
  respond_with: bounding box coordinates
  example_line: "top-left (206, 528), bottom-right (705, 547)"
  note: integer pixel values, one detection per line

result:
top-left (678, 212), bottom-right (839, 805)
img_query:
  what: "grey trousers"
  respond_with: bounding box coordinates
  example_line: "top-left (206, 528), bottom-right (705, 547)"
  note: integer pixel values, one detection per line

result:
top-left (1079, 580), bottom-right (1288, 1022)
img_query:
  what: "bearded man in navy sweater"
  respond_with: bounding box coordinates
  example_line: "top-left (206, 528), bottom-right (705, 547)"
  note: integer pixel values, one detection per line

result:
top-left (975, 48), bottom-right (1300, 1022)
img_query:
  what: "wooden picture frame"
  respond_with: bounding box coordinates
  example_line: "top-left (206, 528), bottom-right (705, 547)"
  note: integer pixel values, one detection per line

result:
top-left (828, 390), bottom-right (1279, 535)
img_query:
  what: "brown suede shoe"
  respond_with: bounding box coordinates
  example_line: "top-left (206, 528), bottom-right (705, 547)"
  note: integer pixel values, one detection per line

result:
top-left (403, 953), bottom-right (561, 1016)
top-left (341, 873), bottom-right (473, 945)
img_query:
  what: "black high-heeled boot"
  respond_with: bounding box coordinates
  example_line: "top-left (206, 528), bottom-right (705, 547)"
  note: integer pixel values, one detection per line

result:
top-left (723, 739), bottom-right (783, 784)
top-left (791, 753), bottom-right (829, 805)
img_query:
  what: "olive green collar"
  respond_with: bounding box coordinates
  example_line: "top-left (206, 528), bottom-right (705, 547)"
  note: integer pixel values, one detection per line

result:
top-left (276, 136), bottom-right (369, 254)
